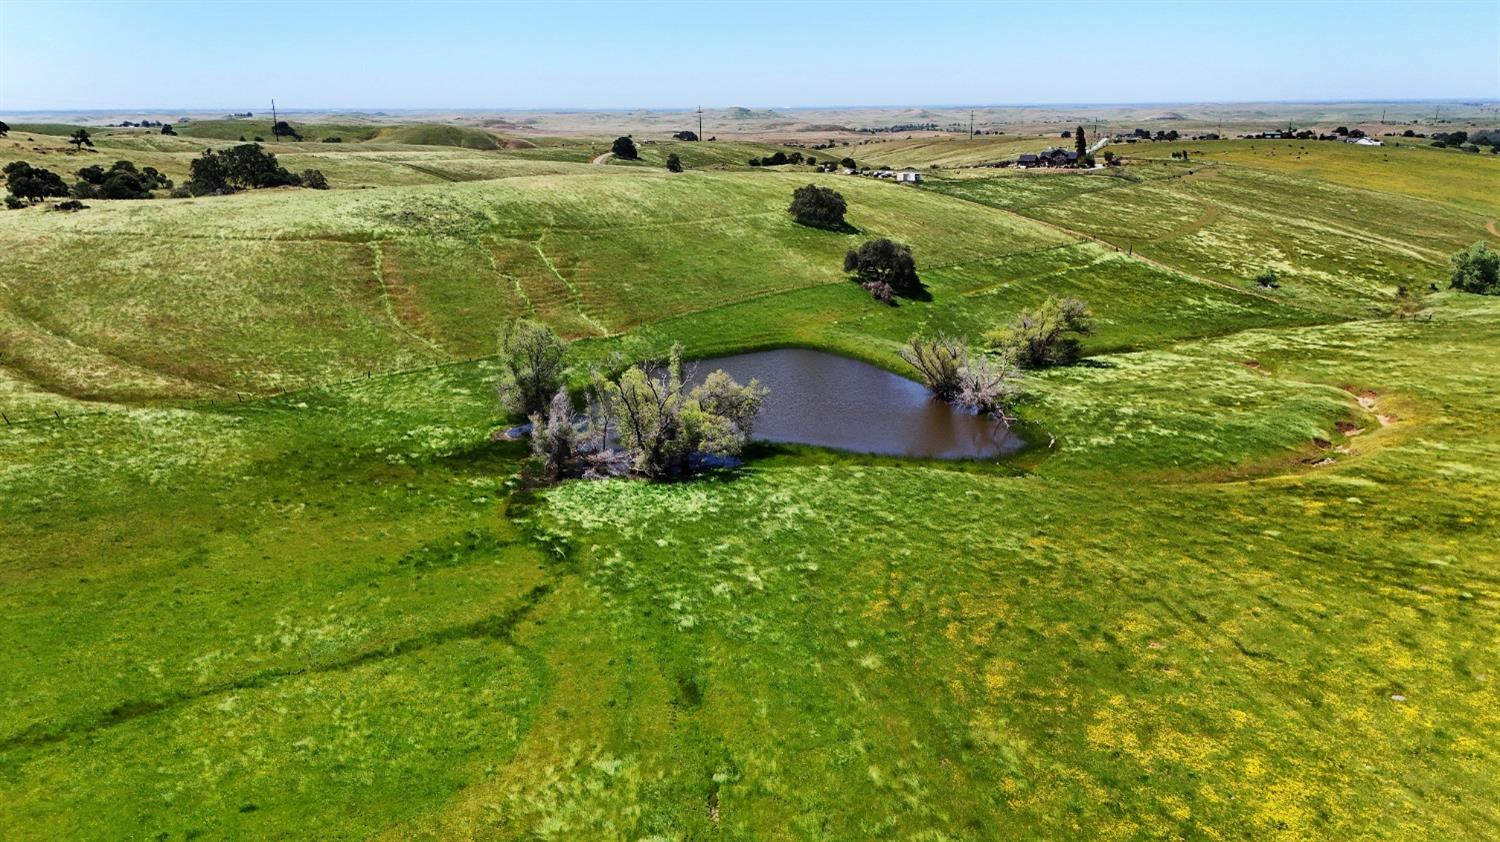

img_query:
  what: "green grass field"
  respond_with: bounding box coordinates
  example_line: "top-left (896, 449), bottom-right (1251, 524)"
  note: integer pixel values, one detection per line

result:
top-left (1, 122), bottom-right (1498, 840)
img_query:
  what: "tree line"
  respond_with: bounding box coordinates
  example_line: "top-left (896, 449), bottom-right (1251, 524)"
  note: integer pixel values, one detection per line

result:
top-left (4, 143), bottom-right (328, 208)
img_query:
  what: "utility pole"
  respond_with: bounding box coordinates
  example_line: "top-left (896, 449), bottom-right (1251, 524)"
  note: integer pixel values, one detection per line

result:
top-left (271, 98), bottom-right (278, 139)
top-left (697, 104), bottom-right (703, 140)
top-left (969, 109), bottom-right (974, 139)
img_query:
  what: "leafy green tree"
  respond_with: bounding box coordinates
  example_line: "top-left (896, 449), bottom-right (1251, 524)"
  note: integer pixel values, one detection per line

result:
top-left (1075, 124), bottom-right (1087, 160)
top-left (0, 121), bottom-right (10, 137)
top-left (1254, 269), bottom-right (1280, 289)
top-left (666, 153), bottom-right (683, 173)
top-left (988, 297), bottom-right (1094, 367)
top-left (787, 183), bottom-right (846, 229)
top-left (160, 124), bottom-right (176, 135)
top-left (300, 169), bottom-right (329, 189)
top-left (185, 144), bottom-right (300, 194)
top-left (611, 136), bottom-right (638, 160)
top-left (3, 161), bottom-right (69, 202)
top-left (68, 128), bottom-right (94, 150)
top-left (1449, 242), bottom-right (1499, 294)
top-left (76, 164), bottom-right (107, 185)
top-left (497, 319), bottom-right (568, 418)
top-left (839, 156), bottom-right (857, 169)
top-left (99, 169), bottom-right (152, 199)
top-left (672, 130), bottom-right (698, 141)
top-left (594, 343), bottom-right (765, 479)
top-left (844, 238), bottom-right (920, 296)
top-left (271, 121), bottom-right (302, 141)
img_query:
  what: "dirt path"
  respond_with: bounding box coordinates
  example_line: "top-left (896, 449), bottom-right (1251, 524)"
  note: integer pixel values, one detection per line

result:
top-left (1486, 218), bottom-right (1498, 238)
top-left (590, 151), bottom-right (613, 166)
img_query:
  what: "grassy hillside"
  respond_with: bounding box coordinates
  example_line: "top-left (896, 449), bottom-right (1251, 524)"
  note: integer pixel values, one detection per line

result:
top-left (371, 124), bottom-right (503, 149)
top-left (174, 119), bottom-right (383, 142)
top-left (1131, 138), bottom-right (1500, 216)
top-left (1, 130), bottom-right (1497, 840)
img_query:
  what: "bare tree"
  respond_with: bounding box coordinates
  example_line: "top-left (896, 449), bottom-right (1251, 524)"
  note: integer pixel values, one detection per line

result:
top-left (956, 353), bottom-right (1022, 421)
top-left (529, 388), bottom-right (577, 479)
top-left (900, 335), bottom-right (966, 402)
top-left (903, 335), bottom-right (1022, 419)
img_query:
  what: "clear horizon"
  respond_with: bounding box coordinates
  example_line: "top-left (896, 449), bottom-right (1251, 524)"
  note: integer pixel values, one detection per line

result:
top-left (2, 0), bottom-right (1497, 111)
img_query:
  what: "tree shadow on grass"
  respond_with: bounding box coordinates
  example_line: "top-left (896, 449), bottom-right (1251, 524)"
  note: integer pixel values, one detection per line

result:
top-left (797, 219), bottom-right (861, 235)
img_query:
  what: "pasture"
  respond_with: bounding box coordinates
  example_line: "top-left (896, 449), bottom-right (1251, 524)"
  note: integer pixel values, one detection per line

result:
top-left (1, 120), bottom-right (1497, 840)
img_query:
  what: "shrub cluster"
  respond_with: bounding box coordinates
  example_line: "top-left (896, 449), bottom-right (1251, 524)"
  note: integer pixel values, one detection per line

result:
top-left (987, 296), bottom-right (1094, 368)
top-left (73, 160), bottom-right (171, 200)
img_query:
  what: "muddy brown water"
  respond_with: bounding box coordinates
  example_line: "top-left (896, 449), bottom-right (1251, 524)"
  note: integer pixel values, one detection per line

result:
top-left (684, 348), bottom-right (1028, 460)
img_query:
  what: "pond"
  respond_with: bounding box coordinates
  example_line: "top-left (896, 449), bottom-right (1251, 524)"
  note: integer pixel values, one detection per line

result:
top-left (684, 348), bottom-right (1028, 460)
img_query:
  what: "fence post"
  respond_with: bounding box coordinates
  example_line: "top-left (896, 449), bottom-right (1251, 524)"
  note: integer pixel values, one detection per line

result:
top-left (2, 412), bottom-right (8, 426)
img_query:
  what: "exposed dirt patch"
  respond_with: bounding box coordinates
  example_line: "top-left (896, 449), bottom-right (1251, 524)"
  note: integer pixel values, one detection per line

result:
top-left (1312, 437), bottom-right (1332, 450)
top-left (501, 138), bottom-right (536, 150)
top-left (1336, 420), bottom-right (1364, 436)
top-left (1377, 413), bottom-right (1396, 427)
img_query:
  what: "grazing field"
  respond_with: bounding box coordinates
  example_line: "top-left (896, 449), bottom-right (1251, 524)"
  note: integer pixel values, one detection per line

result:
top-left (1, 121), bottom-right (1498, 840)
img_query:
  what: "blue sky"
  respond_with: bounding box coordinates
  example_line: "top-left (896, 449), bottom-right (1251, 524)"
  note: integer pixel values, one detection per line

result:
top-left (1, 0), bottom-right (1496, 110)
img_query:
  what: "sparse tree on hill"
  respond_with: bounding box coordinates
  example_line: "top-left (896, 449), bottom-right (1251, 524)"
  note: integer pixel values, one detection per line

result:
top-left (666, 153), bottom-right (683, 173)
top-left (839, 156), bottom-right (856, 170)
top-left (1254, 269), bottom-right (1280, 289)
top-left (989, 296), bottom-right (1093, 367)
top-left (68, 128), bottom-right (94, 151)
top-left (271, 120), bottom-right (302, 142)
top-left (788, 183), bottom-right (846, 229)
top-left (1449, 242), bottom-right (1499, 295)
top-left (300, 169), bottom-right (329, 189)
top-left (844, 238), bottom-right (920, 297)
top-left (672, 130), bottom-right (699, 141)
top-left (3, 161), bottom-right (69, 202)
top-left (611, 135), bottom-right (638, 160)
top-left (0, 121), bottom-right (10, 137)
top-left (497, 319), bottom-right (568, 418)
top-left (161, 124), bottom-right (176, 135)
